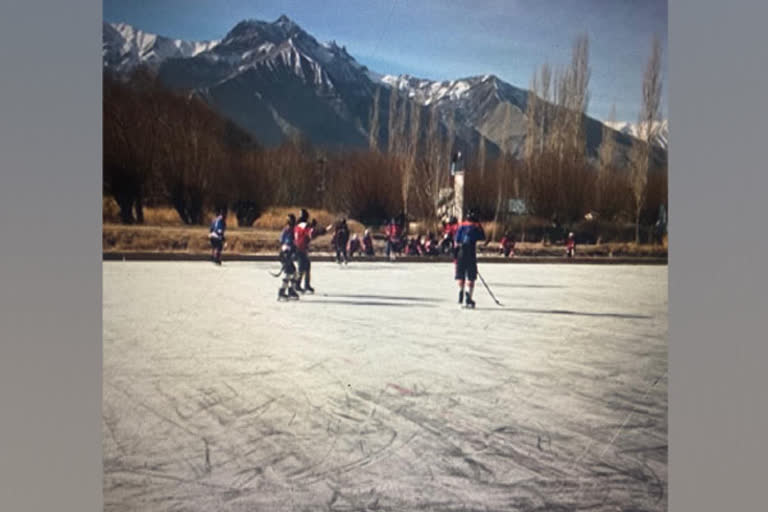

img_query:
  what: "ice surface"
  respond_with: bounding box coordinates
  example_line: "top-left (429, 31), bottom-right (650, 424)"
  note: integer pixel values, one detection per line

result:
top-left (103, 262), bottom-right (667, 511)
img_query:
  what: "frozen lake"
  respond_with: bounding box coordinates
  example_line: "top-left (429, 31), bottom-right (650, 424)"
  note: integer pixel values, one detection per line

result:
top-left (103, 261), bottom-right (668, 511)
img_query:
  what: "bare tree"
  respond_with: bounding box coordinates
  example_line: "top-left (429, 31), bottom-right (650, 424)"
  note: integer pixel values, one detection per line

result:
top-left (524, 72), bottom-right (540, 164)
top-left (630, 35), bottom-right (663, 243)
top-left (524, 63), bottom-right (552, 162)
top-left (597, 103), bottom-right (617, 212)
top-left (368, 86), bottom-right (381, 152)
top-left (413, 104), bottom-right (443, 220)
top-left (523, 34), bottom-right (590, 223)
top-left (401, 101), bottom-right (422, 217)
top-left (387, 88), bottom-right (399, 155)
top-left (538, 63), bottom-right (552, 156)
top-left (477, 135), bottom-right (487, 179)
top-left (564, 34), bottom-right (590, 161)
top-left (491, 103), bottom-right (515, 240)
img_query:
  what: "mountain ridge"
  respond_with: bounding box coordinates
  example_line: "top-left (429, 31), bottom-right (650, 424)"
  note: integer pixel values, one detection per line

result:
top-left (102, 16), bottom-right (666, 160)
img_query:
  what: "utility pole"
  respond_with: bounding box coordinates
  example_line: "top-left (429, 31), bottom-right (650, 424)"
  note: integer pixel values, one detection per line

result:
top-left (451, 151), bottom-right (465, 220)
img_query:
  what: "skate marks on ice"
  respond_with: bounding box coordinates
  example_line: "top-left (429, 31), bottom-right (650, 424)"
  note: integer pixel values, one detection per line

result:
top-left (105, 375), bottom-right (666, 511)
top-left (294, 292), bottom-right (444, 309)
top-left (299, 299), bottom-right (440, 309)
top-left (321, 293), bottom-right (445, 303)
top-left (482, 307), bottom-right (653, 320)
top-left (103, 262), bottom-right (667, 511)
top-left (488, 282), bottom-right (567, 289)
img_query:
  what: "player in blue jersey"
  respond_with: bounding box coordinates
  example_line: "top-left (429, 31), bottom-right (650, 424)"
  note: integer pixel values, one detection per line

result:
top-left (208, 209), bottom-right (226, 265)
top-left (277, 214), bottom-right (300, 301)
top-left (453, 211), bottom-right (486, 308)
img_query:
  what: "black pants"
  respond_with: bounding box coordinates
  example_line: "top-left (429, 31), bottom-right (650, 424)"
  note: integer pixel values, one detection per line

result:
top-left (280, 250), bottom-right (296, 275)
top-left (210, 237), bottom-right (223, 262)
top-left (295, 250), bottom-right (310, 273)
top-left (295, 250), bottom-right (311, 286)
top-left (454, 247), bottom-right (478, 281)
top-left (335, 244), bottom-right (348, 263)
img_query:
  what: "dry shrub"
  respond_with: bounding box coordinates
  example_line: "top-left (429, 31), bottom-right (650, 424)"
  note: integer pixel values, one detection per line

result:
top-left (142, 207), bottom-right (187, 226)
top-left (253, 206), bottom-right (365, 233)
top-left (103, 225), bottom-right (277, 253)
top-left (103, 196), bottom-right (121, 223)
top-left (225, 210), bottom-right (238, 227)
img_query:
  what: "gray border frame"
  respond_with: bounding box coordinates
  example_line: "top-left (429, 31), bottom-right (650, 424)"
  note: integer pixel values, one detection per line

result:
top-left (2, 0), bottom-right (768, 510)
top-left (669, 0), bottom-right (768, 510)
top-left (0, 0), bottom-right (102, 510)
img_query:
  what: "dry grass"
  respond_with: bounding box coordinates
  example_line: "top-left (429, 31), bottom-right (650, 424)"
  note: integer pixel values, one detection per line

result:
top-left (104, 224), bottom-right (280, 253)
top-left (103, 198), bottom-right (667, 256)
top-left (104, 222), bottom-right (666, 258)
top-left (104, 200), bottom-right (351, 232)
top-left (477, 240), bottom-right (668, 258)
top-left (103, 223), bottom-right (378, 254)
top-left (253, 206), bottom-right (366, 233)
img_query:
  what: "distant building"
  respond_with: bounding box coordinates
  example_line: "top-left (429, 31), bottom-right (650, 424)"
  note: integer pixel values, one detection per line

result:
top-left (507, 198), bottom-right (528, 216)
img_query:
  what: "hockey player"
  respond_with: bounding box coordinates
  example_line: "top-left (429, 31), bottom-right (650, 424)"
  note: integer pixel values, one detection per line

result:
top-left (208, 209), bottom-right (226, 265)
top-left (349, 233), bottom-right (363, 257)
top-left (278, 214), bottom-right (300, 301)
top-left (454, 211), bottom-right (486, 308)
top-left (405, 236), bottom-right (422, 256)
top-left (293, 209), bottom-right (315, 293)
top-left (499, 232), bottom-right (516, 258)
top-left (423, 232), bottom-right (439, 256)
top-left (348, 233), bottom-right (363, 258)
top-left (332, 219), bottom-right (350, 264)
top-left (565, 232), bottom-right (576, 258)
top-left (385, 217), bottom-right (404, 260)
top-left (362, 229), bottom-right (375, 256)
top-left (440, 216), bottom-right (459, 255)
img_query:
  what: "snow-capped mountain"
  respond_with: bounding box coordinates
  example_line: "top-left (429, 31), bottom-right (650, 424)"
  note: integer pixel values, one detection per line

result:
top-left (604, 120), bottom-right (668, 150)
top-left (212, 16), bottom-right (366, 85)
top-left (376, 72), bottom-right (639, 162)
top-left (381, 74), bottom-right (527, 107)
top-left (145, 16), bottom-right (385, 146)
top-left (379, 73), bottom-right (530, 155)
top-left (103, 16), bottom-right (663, 162)
top-left (103, 22), bottom-right (219, 72)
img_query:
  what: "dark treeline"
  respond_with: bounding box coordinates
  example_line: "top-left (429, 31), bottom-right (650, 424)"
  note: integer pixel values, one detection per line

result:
top-left (104, 67), bottom-right (667, 241)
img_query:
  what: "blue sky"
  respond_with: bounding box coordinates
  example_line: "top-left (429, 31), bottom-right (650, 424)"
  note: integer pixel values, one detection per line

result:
top-left (104, 0), bottom-right (668, 122)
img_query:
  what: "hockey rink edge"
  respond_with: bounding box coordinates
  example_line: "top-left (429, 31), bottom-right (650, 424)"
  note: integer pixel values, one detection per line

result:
top-left (103, 252), bottom-right (668, 265)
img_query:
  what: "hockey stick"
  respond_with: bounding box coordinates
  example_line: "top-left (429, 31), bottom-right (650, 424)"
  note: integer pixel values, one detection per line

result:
top-left (477, 271), bottom-right (503, 306)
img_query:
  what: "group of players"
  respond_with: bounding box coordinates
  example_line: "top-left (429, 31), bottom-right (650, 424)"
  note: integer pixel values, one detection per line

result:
top-left (277, 209), bottom-right (316, 300)
top-left (274, 208), bottom-right (488, 308)
top-left (210, 207), bottom-right (576, 307)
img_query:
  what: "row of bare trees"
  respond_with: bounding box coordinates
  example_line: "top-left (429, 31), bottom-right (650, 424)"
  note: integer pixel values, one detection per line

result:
top-left (522, 33), bottom-right (666, 242)
top-left (104, 69), bottom-right (266, 225)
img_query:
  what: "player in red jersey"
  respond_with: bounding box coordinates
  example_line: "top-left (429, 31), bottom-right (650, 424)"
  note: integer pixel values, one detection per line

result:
top-left (499, 232), bottom-right (516, 257)
top-left (293, 209), bottom-right (315, 293)
top-left (565, 232), bottom-right (576, 258)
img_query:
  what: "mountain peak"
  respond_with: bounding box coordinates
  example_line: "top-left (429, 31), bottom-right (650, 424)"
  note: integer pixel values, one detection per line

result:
top-left (222, 16), bottom-right (310, 50)
top-left (274, 14), bottom-right (297, 28)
